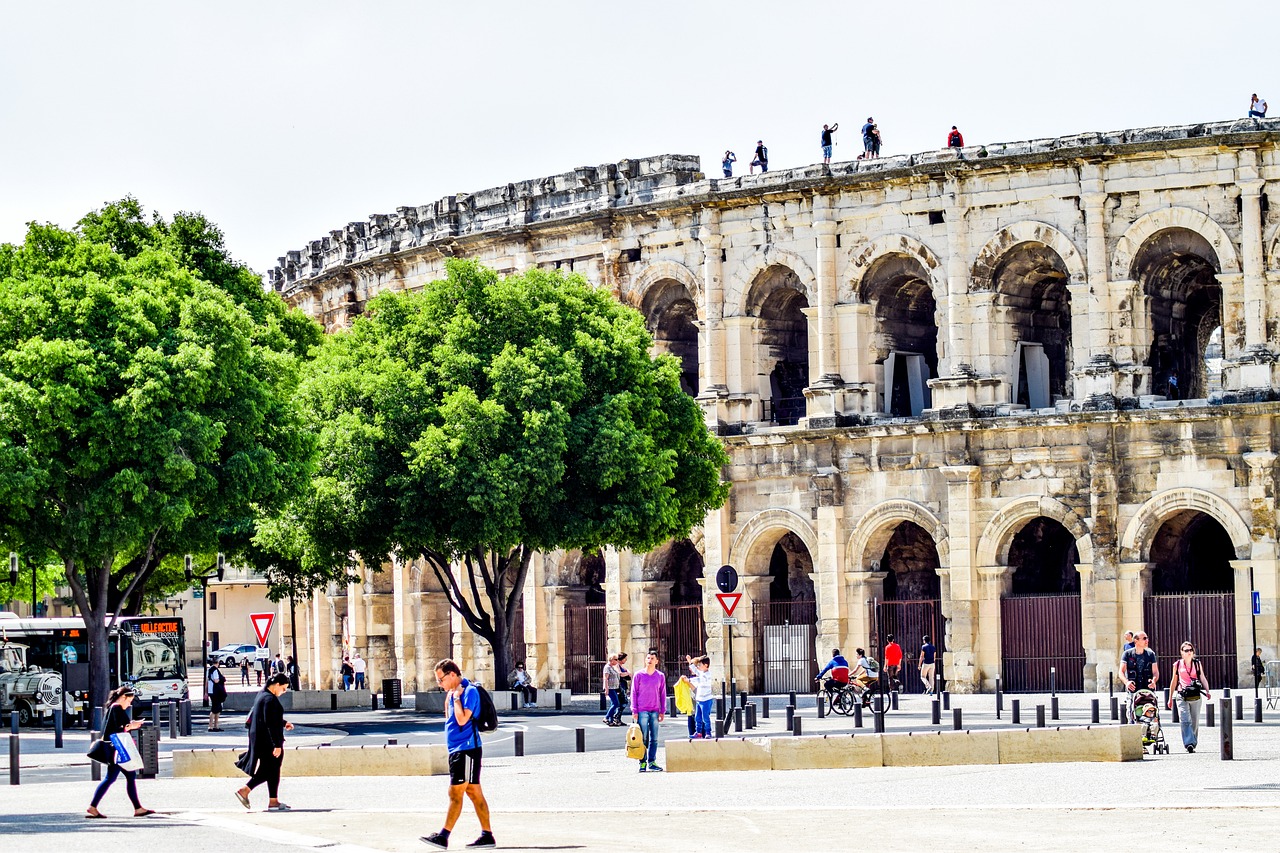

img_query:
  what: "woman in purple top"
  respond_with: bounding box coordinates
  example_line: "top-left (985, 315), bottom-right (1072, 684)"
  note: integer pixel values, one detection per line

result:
top-left (630, 651), bottom-right (666, 772)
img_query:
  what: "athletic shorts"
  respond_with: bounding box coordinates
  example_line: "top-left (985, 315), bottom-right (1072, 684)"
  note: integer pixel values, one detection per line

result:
top-left (448, 747), bottom-right (482, 786)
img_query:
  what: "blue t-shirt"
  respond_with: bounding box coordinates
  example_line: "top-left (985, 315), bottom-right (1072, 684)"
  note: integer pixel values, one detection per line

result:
top-left (921, 643), bottom-right (936, 665)
top-left (445, 679), bottom-right (481, 753)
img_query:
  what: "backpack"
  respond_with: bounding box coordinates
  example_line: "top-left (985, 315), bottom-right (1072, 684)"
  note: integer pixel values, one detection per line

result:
top-left (473, 684), bottom-right (499, 733)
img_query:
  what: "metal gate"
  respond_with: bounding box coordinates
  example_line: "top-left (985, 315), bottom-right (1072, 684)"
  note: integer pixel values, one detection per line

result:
top-left (874, 599), bottom-right (945, 694)
top-left (649, 604), bottom-right (707, 690)
top-left (1144, 593), bottom-right (1237, 689)
top-left (564, 604), bottom-right (607, 694)
top-left (1000, 594), bottom-right (1084, 692)
top-left (753, 601), bottom-right (817, 693)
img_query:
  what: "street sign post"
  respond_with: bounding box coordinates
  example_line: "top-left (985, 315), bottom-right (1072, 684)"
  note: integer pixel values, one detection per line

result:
top-left (249, 613), bottom-right (275, 649)
top-left (715, 568), bottom-right (740, 720)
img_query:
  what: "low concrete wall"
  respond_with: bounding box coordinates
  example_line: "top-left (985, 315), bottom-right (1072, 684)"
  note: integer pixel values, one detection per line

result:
top-left (222, 690), bottom-right (371, 714)
top-left (416, 688), bottom-right (572, 714)
top-left (666, 725), bottom-right (1146, 773)
top-left (173, 744), bottom-right (448, 778)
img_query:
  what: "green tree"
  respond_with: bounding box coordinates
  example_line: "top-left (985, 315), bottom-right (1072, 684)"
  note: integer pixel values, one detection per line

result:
top-left (0, 221), bottom-right (314, 704)
top-left (303, 260), bottom-right (729, 688)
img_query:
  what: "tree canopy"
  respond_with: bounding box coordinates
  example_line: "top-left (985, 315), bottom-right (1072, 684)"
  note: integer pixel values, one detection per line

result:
top-left (302, 259), bottom-right (729, 686)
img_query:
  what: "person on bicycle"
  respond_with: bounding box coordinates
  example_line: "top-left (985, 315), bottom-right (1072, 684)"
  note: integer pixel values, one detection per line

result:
top-left (883, 635), bottom-right (903, 692)
top-left (816, 649), bottom-right (850, 693)
top-left (851, 648), bottom-right (879, 695)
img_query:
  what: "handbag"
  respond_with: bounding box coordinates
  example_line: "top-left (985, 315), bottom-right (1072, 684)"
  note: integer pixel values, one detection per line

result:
top-left (86, 738), bottom-right (115, 764)
top-left (1178, 660), bottom-right (1205, 700)
top-left (625, 723), bottom-right (646, 760)
top-left (110, 732), bottom-right (144, 772)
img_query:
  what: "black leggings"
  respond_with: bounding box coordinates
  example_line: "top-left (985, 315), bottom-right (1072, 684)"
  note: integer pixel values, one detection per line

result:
top-left (247, 754), bottom-right (282, 799)
top-left (91, 764), bottom-right (141, 809)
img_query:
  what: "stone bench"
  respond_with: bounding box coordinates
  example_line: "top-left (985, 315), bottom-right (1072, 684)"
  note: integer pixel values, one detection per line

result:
top-left (665, 725), bottom-right (1145, 772)
top-left (173, 744), bottom-right (448, 777)
top-left (222, 690), bottom-right (370, 713)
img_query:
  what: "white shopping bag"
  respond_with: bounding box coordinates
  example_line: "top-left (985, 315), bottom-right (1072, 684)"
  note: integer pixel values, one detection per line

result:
top-left (110, 731), bottom-right (144, 772)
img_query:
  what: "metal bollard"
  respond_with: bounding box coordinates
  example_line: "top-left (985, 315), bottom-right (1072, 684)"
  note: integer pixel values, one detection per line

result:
top-left (890, 691), bottom-right (899, 711)
top-left (746, 703), bottom-right (756, 729)
top-left (8, 734), bottom-right (17, 786)
top-left (575, 727), bottom-right (585, 753)
top-left (1110, 696), bottom-right (1119, 721)
top-left (854, 699), bottom-right (863, 728)
top-left (952, 707), bottom-right (962, 731)
top-left (730, 681), bottom-right (737, 708)
top-left (786, 704), bottom-right (795, 732)
top-left (90, 729), bottom-right (101, 781)
top-left (715, 717), bottom-right (725, 739)
top-left (793, 715), bottom-right (802, 736)
top-left (817, 695), bottom-right (825, 718)
top-left (599, 692), bottom-right (606, 712)
top-left (668, 696), bottom-right (677, 716)
top-left (169, 701), bottom-right (178, 740)
top-left (942, 691), bottom-right (951, 711)
top-left (1220, 698), bottom-right (1233, 760)
top-left (872, 695), bottom-right (885, 734)
top-left (1050, 667), bottom-right (1056, 697)
top-left (180, 699), bottom-right (192, 737)
top-left (54, 710), bottom-right (64, 748)
top-left (789, 691), bottom-right (797, 709)
top-left (932, 699), bottom-right (941, 725)
top-left (331, 693), bottom-right (338, 711)
top-left (734, 707), bottom-right (743, 733)
top-left (1035, 704), bottom-right (1046, 728)
top-left (151, 702), bottom-right (160, 728)
top-left (996, 679), bottom-right (1003, 719)
top-left (514, 730), bottom-right (524, 757)
top-left (1051, 697), bottom-right (1059, 721)
top-left (511, 693), bottom-right (519, 712)
top-left (1012, 699), bottom-right (1021, 725)
top-left (1255, 697), bottom-right (1264, 723)
top-left (716, 697), bottom-right (725, 720)
top-left (761, 697), bottom-right (770, 719)
top-left (739, 691), bottom-right (747, 710)
top-left (1090, 699), bottom-right (1100, 724)
top-left (372, 692), bottom-right (379, 711)
top-left (1224, 687), bottom-right (1231, 699)
top-left (1206, 701), bottom-right (1215, 728)
top-left (1235, 695), bottom-right (1244, 721)
top-left (555, 692), bottom-right (562, 711)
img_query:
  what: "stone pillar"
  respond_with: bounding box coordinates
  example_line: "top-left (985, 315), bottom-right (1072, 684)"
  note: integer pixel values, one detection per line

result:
top-left (521, 555), bottom-right (556, 689)
top-left (1116, 562), bottom-right (1150, 638)
top-left (1243, 451), bottom-right (1280, 672)
top-left (1223, 154), bottom-right (1275, 393)
top-left (940, 465), bottom-right (981, 691)
top-left (844, 571), bottom-right (885, 652)
top-left (696, 212), bottom-right (731, 428)
top-left (814, 502), bottom-right (847, 654)
top-left (390, 555), bottom-right (409, 684)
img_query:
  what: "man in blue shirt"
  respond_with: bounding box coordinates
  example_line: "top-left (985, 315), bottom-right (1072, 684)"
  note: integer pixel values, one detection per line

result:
top-left (421, 659), bottom-right (494, 850)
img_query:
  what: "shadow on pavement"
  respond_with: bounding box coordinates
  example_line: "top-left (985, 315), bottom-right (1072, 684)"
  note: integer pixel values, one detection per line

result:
top-left (0, 813), bottom-right (199, 834)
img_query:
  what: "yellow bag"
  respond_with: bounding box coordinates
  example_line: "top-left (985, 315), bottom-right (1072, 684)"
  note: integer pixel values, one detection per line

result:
top-left (625, 722), bottom-right (646, 760)
top-left (674, 678), bottom-right (694, 716)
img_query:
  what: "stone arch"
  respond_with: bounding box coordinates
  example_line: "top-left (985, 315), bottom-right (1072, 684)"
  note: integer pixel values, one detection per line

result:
top-left (846, 500), bottom-right (951, 574)
top-left (970, 221), bottom-right (1087, 292)
top-left (728, 508), bottom-right (819, 579)
top-left (1112, 207), bottom-right (1241, 280)
top-left (629, 258), bottom-right (702, 307)
top-left (1119, 488), bottom-right (1251, 563)
top-left (1267, 222), bottom-right (1280, 272)
top-left (733, 247), bottom-right (818, 317)
top-left (975, 496), bottom-right (1094, 569)
top-left (637, 272), bottom-right (701, 397)
top-left (840, 233), bottom-right (946, 305)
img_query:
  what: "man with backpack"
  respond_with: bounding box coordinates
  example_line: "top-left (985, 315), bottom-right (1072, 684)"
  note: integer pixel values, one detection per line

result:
top-left (421, 659), bottom-right (496, 849)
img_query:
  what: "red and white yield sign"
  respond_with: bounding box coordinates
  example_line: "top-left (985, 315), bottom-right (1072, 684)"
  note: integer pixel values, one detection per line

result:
top-left (715, 592), bottom-right (742, 619)
top-left (249, 612), bottom-right (275, 648)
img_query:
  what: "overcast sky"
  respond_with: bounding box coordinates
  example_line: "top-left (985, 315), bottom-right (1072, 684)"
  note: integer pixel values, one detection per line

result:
top-left (0, 1), bottom-right (1272, 278)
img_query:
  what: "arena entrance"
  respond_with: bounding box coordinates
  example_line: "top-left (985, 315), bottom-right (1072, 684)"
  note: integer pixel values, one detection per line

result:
top-left (752, 531), bottom-right (818, 693)
top-left (1000, 517), bottom-right (1085, 692)
top-left (1142, 510), bottom-right (1237, 687)
top-left (872, 521), bottom-right (945, 693)
top-left (563, 552), bottom-right (607, 693)
top-left (646, 538), bottom-right (707, 689)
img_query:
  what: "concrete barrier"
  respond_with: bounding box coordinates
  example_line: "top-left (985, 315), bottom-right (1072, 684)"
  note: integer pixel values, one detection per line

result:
top-left (666, 737), bottom-right (771, 772)
top-left (998, 725), bottom-right (1146, 764)
top-left (881, 730), bottom-right (1001, 767)
top-left (770, 734), bottom-right (882, 771)
top-left (496, 688), bottom-right (572, 710)
top-left (221, 690), bottom-right (371, 713)
top-left (173, 744), bottom-right (448, 778)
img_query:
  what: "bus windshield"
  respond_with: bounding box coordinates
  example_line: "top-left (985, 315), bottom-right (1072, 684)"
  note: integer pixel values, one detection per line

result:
top-left (120, 620), bottom-right (186, 682)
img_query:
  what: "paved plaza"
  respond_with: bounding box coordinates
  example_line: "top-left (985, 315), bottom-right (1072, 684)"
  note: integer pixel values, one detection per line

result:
top-left (4, 692), bottom-right (1280, 850)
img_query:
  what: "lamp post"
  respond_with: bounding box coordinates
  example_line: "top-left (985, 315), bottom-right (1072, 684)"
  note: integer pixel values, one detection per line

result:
top-left (184, 553), bottom-right (224, 707)
top-left (8, 552), bottom-right (36, 617)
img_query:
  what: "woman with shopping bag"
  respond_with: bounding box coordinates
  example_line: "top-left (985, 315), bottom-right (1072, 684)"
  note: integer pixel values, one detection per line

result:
top-left (85, 687), bottom-right (155, 818)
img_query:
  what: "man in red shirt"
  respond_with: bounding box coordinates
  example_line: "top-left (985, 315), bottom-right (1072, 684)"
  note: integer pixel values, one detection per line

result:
top-left (883, 635), bottom-right (904, 693)
top-left (947, 126), bottom-right (964, 149)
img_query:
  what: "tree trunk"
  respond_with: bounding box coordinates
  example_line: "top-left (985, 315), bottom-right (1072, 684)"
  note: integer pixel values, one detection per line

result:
top-left (288, 594), bottom-right (301, 689)
top-left (86, 607), bottom-right (111, 713)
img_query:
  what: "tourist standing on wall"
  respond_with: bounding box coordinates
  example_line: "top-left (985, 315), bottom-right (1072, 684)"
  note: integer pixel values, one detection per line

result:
top-left (1249, 94), bottom-right (1268, 118)
top-left (821, 123), bottom-right (839, 164)
top-left (631, 651), bottom-right (667, 772)
top-left (86, 687), bottom-right (154, 818)
top-left (207, 664), bottom-right (228, 732)
top-left (722, 150), bottom-right (737, 178)
top-left (947, 126), bottom-right (964, 149)
top-left (603, 655), bottom-right (623, 725)
top-left (1167, 641), bottom-right (1212, 753)
top-left (861, 118), bottom-right (880, 159)
top-left (918, 635), bottom-right (937, 695)
top-left (421, 659), bottom-right (495, 850)
top-left (235, 673), bottom-right (295, 812)
top-left (750, 140), bottom-right (768, 174)
top-left (352, 653), bottom-right (367, 690)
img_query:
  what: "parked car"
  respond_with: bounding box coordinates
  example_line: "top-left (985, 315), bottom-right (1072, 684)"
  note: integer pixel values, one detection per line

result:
top-left (214, 644), bottom-right (266, 667)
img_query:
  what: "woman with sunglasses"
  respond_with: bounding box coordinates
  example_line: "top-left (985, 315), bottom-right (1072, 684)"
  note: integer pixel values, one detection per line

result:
top-left (1167, 641), bottom-right (1212, 753)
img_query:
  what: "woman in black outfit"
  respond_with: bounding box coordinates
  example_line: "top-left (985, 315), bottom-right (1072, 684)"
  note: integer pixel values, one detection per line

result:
top-left (86, 687), bottom-right (154, 818)
top-left (235, 673), bottom-right (294, 811)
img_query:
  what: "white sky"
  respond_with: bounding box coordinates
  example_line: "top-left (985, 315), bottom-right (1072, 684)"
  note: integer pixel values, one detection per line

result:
top-left (0, 1), bottom-right (1273, 278)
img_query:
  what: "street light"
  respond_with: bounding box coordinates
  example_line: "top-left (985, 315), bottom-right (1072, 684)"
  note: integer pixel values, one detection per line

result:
top-left (185, 552), bottom-right (225, 706)
top-left (9, 552), bottom-right (37, 617)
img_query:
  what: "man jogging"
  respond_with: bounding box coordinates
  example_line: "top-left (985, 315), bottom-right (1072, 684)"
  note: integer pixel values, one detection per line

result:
top-left (421, 659), bottom-right (495, 849)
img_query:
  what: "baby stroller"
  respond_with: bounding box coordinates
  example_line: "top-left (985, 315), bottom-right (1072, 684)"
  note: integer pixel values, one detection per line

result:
top-left (1129, 688), bottom-right (1169, 754)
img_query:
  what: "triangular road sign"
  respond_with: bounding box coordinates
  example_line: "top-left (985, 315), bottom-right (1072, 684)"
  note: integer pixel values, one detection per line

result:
top-left (250, 612), bottom-right (275, 648)
top-left (715, 592), bottom-right (742, 617)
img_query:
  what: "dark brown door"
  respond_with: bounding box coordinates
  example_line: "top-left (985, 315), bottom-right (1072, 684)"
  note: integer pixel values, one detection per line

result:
top-left (1143, 593), bottom-right (1237, 689)
top-left (1001, 594), bottom-right (1084, 692)
top-left (649, 604), bottom-right (708, 690)
top-left (564, 604), bottom-right (607, 694)
top-left (875, 599), bottom-right (945, 694)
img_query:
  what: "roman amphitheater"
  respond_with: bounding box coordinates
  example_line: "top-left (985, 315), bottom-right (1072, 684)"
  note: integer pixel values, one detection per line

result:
top-left (269, 118), bottom-right (1280, 696)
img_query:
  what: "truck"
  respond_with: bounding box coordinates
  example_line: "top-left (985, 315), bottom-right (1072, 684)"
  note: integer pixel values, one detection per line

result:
top-left (0, 640), bottom-right (69, 726)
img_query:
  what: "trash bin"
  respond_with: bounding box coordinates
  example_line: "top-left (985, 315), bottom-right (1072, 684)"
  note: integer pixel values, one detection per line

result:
top-left (381, 678), bottom-right (402, 709)
top-left (134, 725), bottom-right (160, 779)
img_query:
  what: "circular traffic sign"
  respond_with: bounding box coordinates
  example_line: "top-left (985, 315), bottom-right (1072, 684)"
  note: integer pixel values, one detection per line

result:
top-left (716, 564), bottom-right (739, 594)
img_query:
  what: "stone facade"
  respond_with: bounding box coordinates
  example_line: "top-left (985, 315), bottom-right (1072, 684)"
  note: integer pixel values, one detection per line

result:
top-left (273, 119), bottom-right (1280, 694)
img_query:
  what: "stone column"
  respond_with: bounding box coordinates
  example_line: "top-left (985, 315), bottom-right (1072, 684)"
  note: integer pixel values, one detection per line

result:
top-left (1116, 562), bottom-right (1150, 640)
top-left (1224, 152), bottom-right (1275, 393)
top-left (696, 211), bottom-right (731, 428)
top-left (390, 555), bottom-right (409, 683)
top-left (844, 570), bottom-right (885, 652)
top-left (814, 501), bottom-right (847, 654)
top-left (940, 465), bottom-right (981, 691)
top-left (1244, 451), bottom-right (1280, 668)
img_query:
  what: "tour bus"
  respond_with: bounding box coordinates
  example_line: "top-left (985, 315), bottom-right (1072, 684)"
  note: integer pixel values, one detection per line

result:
top-left (0, 612), bottom-right (188, 720)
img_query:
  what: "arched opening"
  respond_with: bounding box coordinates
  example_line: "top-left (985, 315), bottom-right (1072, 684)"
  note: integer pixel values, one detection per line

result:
top-left (860, 255), bottom-right (938, 417)
top-left (749, 266), bottom-right (809, 426)
top-left (749, 530), bottom-right (817, 692)
top-left (993, 244), bottom-right (1073, 409)
top-left (642, 281), bottom-right (700, 397)
top-left (1000, 517), bottom-right (1084, 691)
top-left (562, 550), bottom-right (607, 693)
top-left (1134, 228), bottom-right (1223, 400)
top-left (875, 521), bottom-right (945, 693)
top-left (645, 538), bottom-right (707, 684)
top-left (1144, 510), bottom-right (1237, 687)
